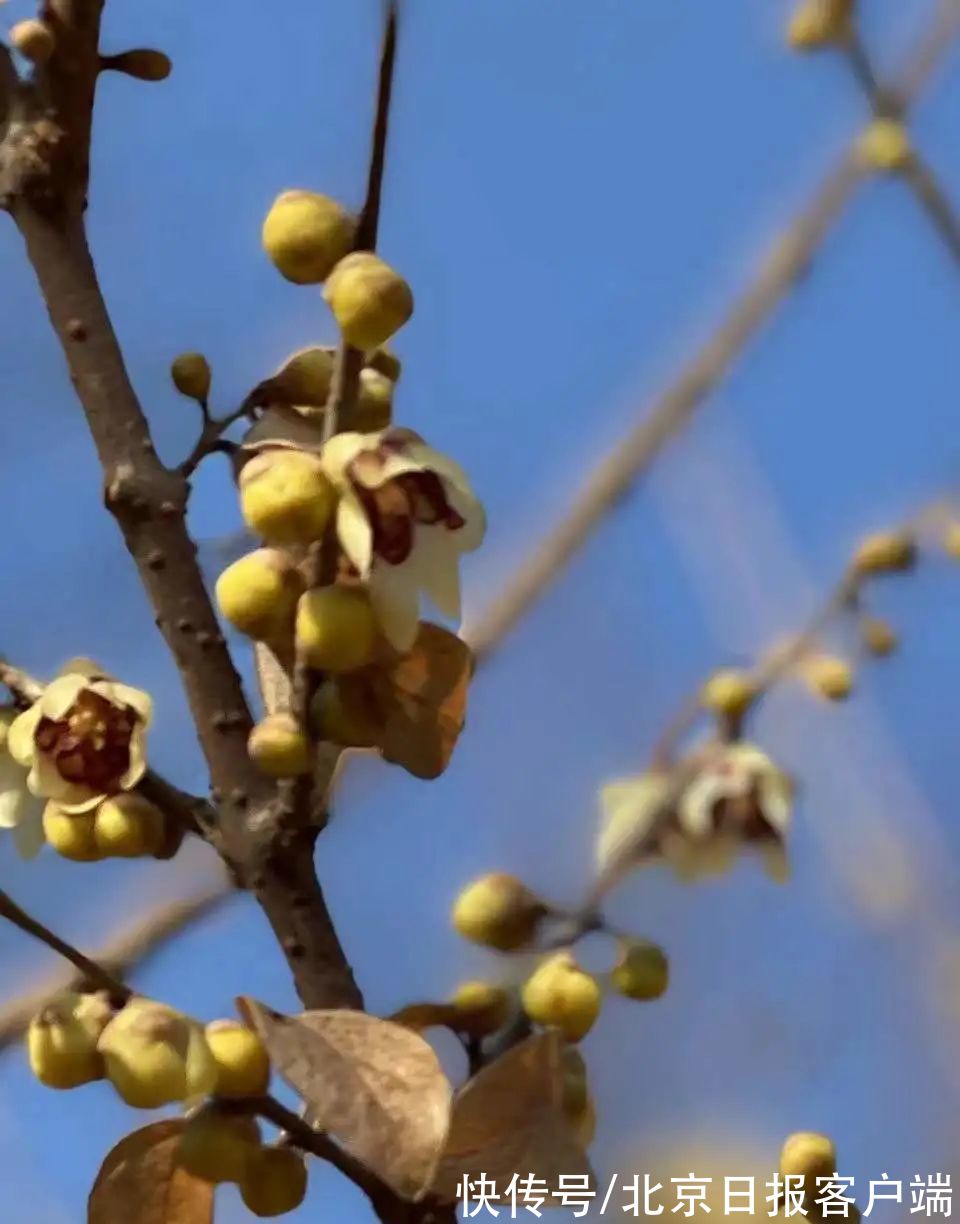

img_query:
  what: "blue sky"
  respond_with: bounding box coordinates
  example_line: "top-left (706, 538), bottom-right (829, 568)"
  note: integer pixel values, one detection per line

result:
top-left (1, 0), bottom-right (960, 1219)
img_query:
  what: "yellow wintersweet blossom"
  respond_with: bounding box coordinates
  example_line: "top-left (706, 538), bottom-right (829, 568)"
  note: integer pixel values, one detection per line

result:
top-left (321, 428), bottom-right (485, 652)
top-left (0, 707), bottom-right (44, 858)
top-left (8, 670), bottom-right (152, 814)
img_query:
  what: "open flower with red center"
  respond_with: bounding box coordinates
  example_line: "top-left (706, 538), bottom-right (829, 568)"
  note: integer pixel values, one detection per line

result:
top-left (8, 671), bottom-right (152, 814)
top-left (321, 428), bottom-right (485, 651)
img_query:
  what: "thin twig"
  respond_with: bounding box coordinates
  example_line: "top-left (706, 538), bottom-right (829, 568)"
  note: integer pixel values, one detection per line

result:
top-left (251, 1094), bottom-right (381, 1195)
top-left (178, 394), bottom-right (259, 479)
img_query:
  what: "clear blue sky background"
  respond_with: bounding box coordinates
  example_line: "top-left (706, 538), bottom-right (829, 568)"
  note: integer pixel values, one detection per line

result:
top-left (1, 0), bottom-right (960, 1219)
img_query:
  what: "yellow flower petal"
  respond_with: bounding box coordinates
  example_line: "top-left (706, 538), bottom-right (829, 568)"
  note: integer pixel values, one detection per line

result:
top-left (7, 705), bottom-right (42, 767)
top-left (118, 726), bottom-right (149, 792)
top-left (39, 674), bottom-right (88, 720)
top-left (414, 527), bottom-right (462, 620)
top-left (319, 431), bottom-right (371, 488)
top-left (98, 681), bottom-right (153, 728)
top-left (370, 566), bottom-right (421, 652)
top-left (336, 491), bottom-right (374, 576)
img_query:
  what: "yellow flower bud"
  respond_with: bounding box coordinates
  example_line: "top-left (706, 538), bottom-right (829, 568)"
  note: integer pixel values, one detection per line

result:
top-left (42, 802), bottom-right (103, 862)
top-left (178, 1105), bottom-right (261, 1185)
top-left (786, 0), bottom-right (852, 50)
top-left (295, 586), bottom-right (378, 672)
top-left (852, 530), bottom-right (915, 575)
top-left (365, 347), bottom-right (402, 383)
top-left (239, 449), bottom-right (336, 546)
top-left (805, 655), bottom-right (853, 702)
top-left (449, 981), bottom-right (512, 1038)
top-left (240, 1145), bottom-right (309, 1218)
top-left (205, 1020), bottom-right (272, 1098)
top-left (521, 952), bottom-right (602, 1043)
top-left (943, 522), bottom-right (960, 560)
top-left (262, 190), bottom-right (356, 285)
top-left (104, 49), bottom-right (172, 81)
top-left (271, 346), bottom-right (336, 408)
top-left (170, 352), bottom-right (211, 401)
top-left (323, 252), bottom-right (414, 351)
top-left (610, 940), bottom-right (670, 1002)
top-left (11, 19), bottom-right (55, 63)
top-left (353, 368), bottom-right (393, 432)
top-left (861, 616), bottom-right (898, 657)
top-left (248, 713), bottom-right (312, 778)
top-left (27, 992), bottom-right (112, 1089)
top-left (215, 548), bottom-right (304, 643)
top-left (780, 1131), bottom-right (837, 1195)
top-left (451, 872), bottom-right (545, 952)
top-left (98, 998), bottom-right (216, 1109)
top-left (700, 669), bottom-right (756, 719)
top-left (94, 793), bottom-right (165, 858)
top-left (310, 680), bottom-right (380, 748)
top-left (858, 119), bottom-right (912, 173)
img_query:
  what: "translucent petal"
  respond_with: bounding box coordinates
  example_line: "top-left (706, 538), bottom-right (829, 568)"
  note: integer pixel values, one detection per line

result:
top-left (370, 565), bottom-right (421, 652)
top-left (413, 527), bottom-right (462, 620)
top-left (336, 491), bottom-right (374, 576)
top-left (39, 675), bottom-right (87, 720)
top-left (7, 705), bottom-right (42, 767)
top-left (13, 799), bottom-right (45, 860)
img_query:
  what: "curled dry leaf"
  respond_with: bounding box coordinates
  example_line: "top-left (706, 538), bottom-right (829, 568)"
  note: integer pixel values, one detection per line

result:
top-left (432, 1030), bottom-right (595, 1203)
top-left (389, 1001), bottom-right (462, 1031)
top-left (88, 1121), bottom-right (213, 1224)
top-left (239, 997), bottom-right (452, 1200)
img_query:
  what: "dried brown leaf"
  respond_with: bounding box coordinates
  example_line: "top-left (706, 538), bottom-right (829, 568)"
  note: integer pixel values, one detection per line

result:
top-left (389, 1002), bottom-right (461, 1030)
top-left (88, 1121), bottom-right (213, 1224)
top-left (432, 1031), bottom-right (594, 1202)
top-left (240, 997), bottom-right (452, 1200)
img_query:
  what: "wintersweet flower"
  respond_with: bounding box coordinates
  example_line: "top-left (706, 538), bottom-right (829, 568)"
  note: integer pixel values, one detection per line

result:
top-left (0, 708), bottom-right (44, 858)
top-left (8, 669), bottom-right (152, 814)
top-left (320, 428), bottom-right (485, 651)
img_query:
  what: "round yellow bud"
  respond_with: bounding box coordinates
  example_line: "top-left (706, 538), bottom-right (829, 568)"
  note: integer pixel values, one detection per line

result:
top-left (780, 1131), bottom-right (837, 1194)
top-left (271, 346), bottom-right (336, 408)
top-left (858, 119), bottom-right (912, 173)
top-left (11, 20), bottom-right (55, 63)
top-left (700, 669), bottom-right (756, 719)
top-left (852, 530), bottom-right (915, 575)
top-left (98, 998), bottom-right (216, 1109)
top-left (240, 1145), bottom-right (309, 1218)
top-left (805, 655), bottom-right (853, 702)
top-left (215, 548), bottom-right (304, 643)
top-left (786, 0), bottom-right (852, 50)
top-left (239, 449), bottom-right (336, 546)
top-left (248, 713), bottom-right (312, 778)
top-left (450, 981), bottom-right (512, 1038)
top-left (105, 48), bottom-right (172, 81)
top-left (42, 803), bottom-right (103, 862)
top-left (170, 352), bottom-right (211, 401)
top-left (323, 252), bottom-right (414, 351)
top-left (521, 952), bottom-right (602, 1043)
top-left (178, 1106), bottom-right (261, 1185)
top-left (353, 367), bottom-right (394, 432)
top-left (94, 794), bottom-right (165, 858)
top-left (205, 1020), bottom-right (271, 1098)
top-left (610, 940), bottom-right (670, 1002)
top-left (366, 347), bottom-right (402, 383)
top-left (861, 616), bottom-right (898, 657)
top-left (262, 190), bottom-right (356, 285)
top-left (310, 680), bottom-right (380, 748)
top-left (27, 993), bottom-right (112, 1089)
top-left (943, 523), bottom-right (960, 560)
top-left (451, 872), bottom-right (545, 952)
top-left (296, 586), bottom-right (377, 673)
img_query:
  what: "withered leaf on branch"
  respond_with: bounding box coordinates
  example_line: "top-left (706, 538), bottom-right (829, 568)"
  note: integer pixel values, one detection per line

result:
top-left (239, 997), bottom-right (452, 1200)
top-left (88, 1121), bottom-right (213, 1224)
top-left (432, 1030), bottom-right (595, 1203)
top-left (389, 1001), bottom-right (462, 1031)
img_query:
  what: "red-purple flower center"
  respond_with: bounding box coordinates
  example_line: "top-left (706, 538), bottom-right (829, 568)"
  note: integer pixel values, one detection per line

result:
top-left (352, 453), bottom-right (466, 567)
top-left (34, 689), bottom-right (137, 795)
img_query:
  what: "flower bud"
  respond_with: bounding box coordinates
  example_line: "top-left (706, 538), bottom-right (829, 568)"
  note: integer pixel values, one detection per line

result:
top-left (205, 1020), bottom-right (272, 1098)
top-left (779, 1131), bottom-right (837, 1196)
top-left (248, 713), bottom-right (312, 778)
top-left (295, 586), bottom-right (377, 672)
top-left (610, 939), bottom-right (670, 1002)
top-left (861, 616), bottom-right (898, 657)
top-left (270, 346), bottom-right (336, 408)
top-left (521, 952), bottom-right (602, 1043)
top-left (42, 802), bottom-right (103, 862)
top-left (240, 1145), bottom-right (309, 1217)
top-left (449, 981), bottom-right (512, 1038)
top-left (852, 529), bottom-right (915, 575)
top-left (365, 347), bottom-right (402, 383)
top-left (805, 655), bottom-right (853, 702)
top-left (353, 368), bottom-right (393, 432)
top-left (451, 872), bottom-right (545, 952)
top-left (239, 449), bottom-right (336, 546)
top-left (786, 0), bottom-right (852, 50)
top-left (27, 992), bottom-right (112, 1089)
top-left (170, 352), bottom-right (211, 401)
top-left (178, 1105), bottom-right (261, 1185)
top-left (310, 680), bottom-right (380, 748)
top-left (700, 669), bottom-right (756, 719)
top-left (103, 49), bottom-right (172, 81)
top-left (323, 252), bottom-right (414, 351)
top-left (98, 998), bottom-right (216, 1109)
top-left (858, 119), bottom-right (912, 173)
top-left (215, 548), bottom-right (304, 643)
top-left (262, 191), bottom-right (356, 285)
top-left (94, 793), bottom-right (165, 858)
top-left (11, 20), bottom-right (55, 63)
